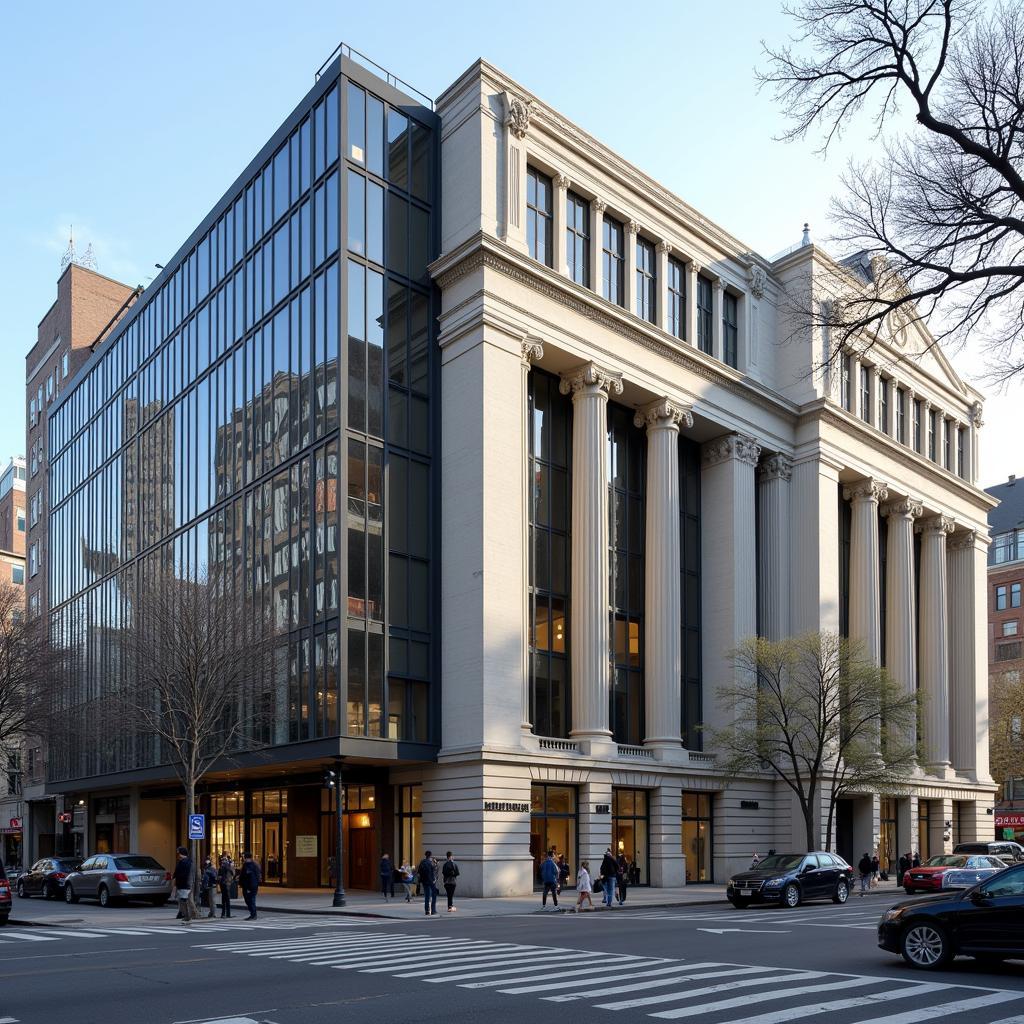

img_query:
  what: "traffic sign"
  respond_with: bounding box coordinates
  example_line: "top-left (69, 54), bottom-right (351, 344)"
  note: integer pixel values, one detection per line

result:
top-left (188, 813), bottom-right (206, 840)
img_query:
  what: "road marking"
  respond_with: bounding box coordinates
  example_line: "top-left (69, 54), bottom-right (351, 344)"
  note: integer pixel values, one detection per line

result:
top-left (852, 992), bottom-right (1024, 1024)
top-left (0, 1016), bottom-right (19, 1023)
top-left (461, 958), bottom-right (675, 990)
top-left (0, 930), bottom-right (59, 942)
top-left (595, 970), bottom-right (819, 1010)
top-left (546, 964), bottom-right (788, 1002)
top-left (696, 927), bottom-right (791, 934)
top-left (442, 955), bottom-right (665, 986)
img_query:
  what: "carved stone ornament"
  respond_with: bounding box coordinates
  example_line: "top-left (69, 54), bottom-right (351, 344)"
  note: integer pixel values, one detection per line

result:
top-left (843, 479), bottom-right (889, 504)
top-left (521, 339), bottom-right (544, 365)
top-left (690, 260), bottom-right (702, 276)
top-left (558, 360), bottom-right (623, 398)
top-left (633, 397), bottom-right (694, 431)
top-left (627, 219), bottom-right (639, 236)
top-left (591, 197), bottom-right (607, 215)
top-left (701, 433), bottom-right (762, 468)
top-left (970, 400), bottom-right (984, 428)
top-left (657, 240), bottom-right (673, 256)
top-left (758, 453), bottom-right (793, 482)
top-left (949, 530), bottom-right (977, 551)
top-left (504, 93), bottom-right (534, 140)
top-left (881, 496), bottom-right (923, 519)
top-left (915, 514), bottom-right (955, 536)
top-left (554, 172), bottom-right (571, 191)
top-left (749, 265), bottom-right (767, 300)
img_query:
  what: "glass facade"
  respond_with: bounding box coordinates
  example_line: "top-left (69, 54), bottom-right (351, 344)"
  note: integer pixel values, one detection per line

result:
top-left (530, 783), bottom-right (577, 885)
top-left (681, 792), bottom-right (712, 882)
top-left (46, 61), bottom-right (438, 784)
top-left (613, 788), bottom-right (649, 884)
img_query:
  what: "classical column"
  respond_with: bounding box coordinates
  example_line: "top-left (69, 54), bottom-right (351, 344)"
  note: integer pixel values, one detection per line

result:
top-left (843, 479), bottom-right (888, 664)
top-left (711, 279), bottom-right (724, 361)
top-left (560, 361), bottom-right (623, 749)
top-left (553, 173), bottom-right (570, 277)
top-left (656, 241), bottom-right (672, 335)
top-left (790, 453), bottom-right (843, 635)
top-left (520, 339), bottom-right (544, 739)
top-left (757, 454), bottom-right (792, 641)
top-left (687, 261), bottom-right (701, 349)
top-left (917, 514), bottom-right (955, 771)
top-left (635, 397), bottom-right (693, 754)
top-left (625, 220), bottom-right (638, 315)
top-left (589, 199), bottom-right (606, 295)
top-left (881, 497), bottom-right (922, 738)
top-left (947, 530), bottom-right (978, 774)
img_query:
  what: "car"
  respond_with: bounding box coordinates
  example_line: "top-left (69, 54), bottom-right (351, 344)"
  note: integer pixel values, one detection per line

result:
top-left (16, 857), bottom-right (83, 900)
top-left (879, 862), bottom-right (1024, 968)
top-left (903, 854), bottom-right (1006, 894)
top-left (63, 854), bottom-right (172, 907)
top-left (0, 860), bottom-right (10, 925)
top-left (941, 856), bottom-right (1008, 891)
top-left (953, 841), bottom-right (1024, 864)
top-left (727, 852), bottom-right (854, 908)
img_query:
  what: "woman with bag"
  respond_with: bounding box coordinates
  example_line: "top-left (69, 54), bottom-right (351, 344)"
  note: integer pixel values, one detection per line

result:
top-left (217, 852), bottom-right (236, 918)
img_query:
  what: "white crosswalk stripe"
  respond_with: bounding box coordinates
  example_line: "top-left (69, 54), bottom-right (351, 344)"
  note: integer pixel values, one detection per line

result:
top-left (196, 928), bottom-right (1024, 1023)
top-left (0, 918), bottom-right (370, 944)
top-left (627, 909), bottom-right (883, 930)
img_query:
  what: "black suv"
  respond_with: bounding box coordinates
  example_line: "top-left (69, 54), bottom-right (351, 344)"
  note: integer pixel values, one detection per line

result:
top-left (727, 852), bottom-right (854, 908)
top-left (0, 860), bottom-right (10, 925)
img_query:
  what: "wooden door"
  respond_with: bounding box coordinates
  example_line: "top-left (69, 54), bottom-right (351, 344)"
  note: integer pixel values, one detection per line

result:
top-left (349, 828), bottom-right (374, 890)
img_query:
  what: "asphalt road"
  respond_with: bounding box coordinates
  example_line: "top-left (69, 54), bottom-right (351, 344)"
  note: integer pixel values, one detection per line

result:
top-left (2, 896), bottom-right (1023, 1024)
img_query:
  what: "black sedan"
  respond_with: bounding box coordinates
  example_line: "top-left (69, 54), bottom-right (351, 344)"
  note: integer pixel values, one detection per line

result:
top-left (16, 857), bottom-right (82, 900)
top-left (727, 852), bottom-right (854, 908)
top-left (878, 862), bottom-right (1024, 968)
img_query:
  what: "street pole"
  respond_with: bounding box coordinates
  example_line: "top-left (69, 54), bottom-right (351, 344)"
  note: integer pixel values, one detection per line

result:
top-left (333, 758), bottom-right (346, 907)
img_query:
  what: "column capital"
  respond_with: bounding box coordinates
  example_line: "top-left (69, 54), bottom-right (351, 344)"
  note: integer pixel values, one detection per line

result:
top-left (633, 397), bottom-right (693, 431)
top-left (881, 495), bottom-right (923, 519)
top-left (591, 197), bottom-right (607, 215)
top-left (843, 478), bottom-right (889, 504)
top-left (627, 219), bottom-right (639, 236)
top-left (689, 259), bottom-right (702, 276)
top-left (554, 172), bottom-right (571, 191)
top-left (657, 239), bottom-right (673, 255)
top-left (949, 529), bottom-right (977, 551)
top-left (970, 400), bottom-right (984, 428)
top-left (559, 360), bottom-right (623, 398)
top-left (758, 453), bottom-right (793, 482)
top-left (701, 433), bottom-right (761, 469)
top-left (916, 514), bottom-right (955, 536)
top-left (712, 277), bottom-right (724, 293)
top-left (520, 339), bottom-right (544, 365)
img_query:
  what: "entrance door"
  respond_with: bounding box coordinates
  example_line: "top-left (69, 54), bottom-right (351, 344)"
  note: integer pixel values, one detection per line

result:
top-left (836, 800), bottom-right (854, 866)
top-left (252, 817), bottom-right (287, 885)
top-left (348, 826), bottom-right (374, 889)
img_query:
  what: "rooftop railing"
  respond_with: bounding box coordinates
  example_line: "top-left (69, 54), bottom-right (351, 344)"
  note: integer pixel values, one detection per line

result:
top-left (316, 42), bottom-right (434, 110)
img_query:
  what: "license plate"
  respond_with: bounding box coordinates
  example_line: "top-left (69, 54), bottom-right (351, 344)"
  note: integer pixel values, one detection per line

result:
top-left (143, 875), bottom-right (159, 883)
top-left (740, 889), bottom-right (752, 896)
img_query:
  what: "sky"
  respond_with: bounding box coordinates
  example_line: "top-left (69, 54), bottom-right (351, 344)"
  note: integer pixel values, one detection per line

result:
top-left (1, 0), bottom-right (1018, 488)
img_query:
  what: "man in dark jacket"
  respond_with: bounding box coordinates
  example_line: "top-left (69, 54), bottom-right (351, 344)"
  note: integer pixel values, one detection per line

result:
top-left (217, 854), bottom-right (235, 918)
top-left (239, 852), bottom-right (262, 920)
top-left (897, 852), bottom-right (911, 887)
top-left (540, 851), bottom-right (559, 909)
top-left (417, 851), bottom-right (438, 916)
top-left (379, 853), bottom-right (393, 900)
top-left (172, 846), bottom-right (193, 924)
top-left (600, 849), bottom-right (619, 908)
top-left (441, 851), bottom-right (460, 913)
top-left (857, 853), bottom-right (872, 896)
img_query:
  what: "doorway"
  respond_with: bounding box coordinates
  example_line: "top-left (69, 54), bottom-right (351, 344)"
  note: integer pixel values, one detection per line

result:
top-left (836, 800), bottom-right (854, 866)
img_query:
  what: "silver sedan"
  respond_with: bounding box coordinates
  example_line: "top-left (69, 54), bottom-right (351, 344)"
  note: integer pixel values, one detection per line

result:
top-left (64, 854), bottom-right (172, 907)
top-left (940, 854), bottom-right (1007, 890)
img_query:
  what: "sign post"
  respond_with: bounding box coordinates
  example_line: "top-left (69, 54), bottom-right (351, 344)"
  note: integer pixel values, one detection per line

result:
top-left (188, 814), bottom-right (206, 841)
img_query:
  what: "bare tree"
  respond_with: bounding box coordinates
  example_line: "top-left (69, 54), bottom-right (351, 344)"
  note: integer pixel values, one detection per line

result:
top-left (762, 1), bottom-right (1024, 379)
top-left (712, 633), bottom-right (919, 853)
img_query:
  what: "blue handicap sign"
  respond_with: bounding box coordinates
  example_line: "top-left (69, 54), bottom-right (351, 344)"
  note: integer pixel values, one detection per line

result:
top-left (188, 814), bottom-right (206, 840)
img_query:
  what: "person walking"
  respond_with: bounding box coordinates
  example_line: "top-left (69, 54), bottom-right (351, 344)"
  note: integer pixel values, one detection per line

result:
top-left (441, 851), bottom-right (460, 912)
top-left (172, 846), bottom-right (194, 924)
top-left (417, 850), bottom-right (438, 916)
top-left (200, 856), bottom-right (217, 918)
top-left (896, 852), bottom-right (910, 888)
top-left (379, 853), bottom-right (393, 900)
top-left (239, 851), bottom-right (262, 920)
top-left (616, 852), bottom-right (629, 906)
top-left (557, 854), bottom-right (570, 895)
top-left (600, 849), bottom-right (618, 908)
top-left (540, 851), bottom-right (560, 910)
top-left (575, 861), bottom-right (594, 912)
top-left (217, 853), bottom-right (235, 918)
top-left (857, 852), bottom-right (872, 896)
top-left (399, 860), bottom-right (415, 902)
top-left (870, 853), bottom-right (880, 887)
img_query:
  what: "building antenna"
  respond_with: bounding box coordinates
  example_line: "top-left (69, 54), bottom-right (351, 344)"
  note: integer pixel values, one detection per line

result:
top-left (61, 226), bottom-right (76, 270)
top-left (80, 243), bottom-right (98, 271)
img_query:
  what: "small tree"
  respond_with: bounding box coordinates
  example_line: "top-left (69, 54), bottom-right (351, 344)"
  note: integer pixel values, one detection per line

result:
top-left (712, 632), bottom-right (919, 853)
top-left (990, 668), bottom-right (1024, 791)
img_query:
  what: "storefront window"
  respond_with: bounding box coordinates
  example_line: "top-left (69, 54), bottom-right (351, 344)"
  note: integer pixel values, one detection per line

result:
top-left (682, 792), bottom-right (713, 882)
top-left (398, 784), bottom-right (422, 871)
top-left (250, 788), bottom-right (288, 884)
top-left (93, 796), bottom-right (130, 853)
top-left (613, 788), bottom-right (648, 885)
top-left (918, 800), bottom-right (930, 862)
top-left (530, 784), bottom-right (577, 885)
top-left (879, 798), bottom-right (898, 875)
top-left (210, 791), bottom-right (245, 864)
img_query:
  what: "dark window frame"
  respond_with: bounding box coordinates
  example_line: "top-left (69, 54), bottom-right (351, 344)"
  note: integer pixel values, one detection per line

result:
top-left (602, 214), bottom-right (625, 306)
top-left (565, 191), bottom-right (590, 288)
top-left (526, 166), bottom-right (553, 268)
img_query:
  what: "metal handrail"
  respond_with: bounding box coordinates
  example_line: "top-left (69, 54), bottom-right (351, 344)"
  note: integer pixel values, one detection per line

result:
top-left (315, 42), bottom-right (434, 110)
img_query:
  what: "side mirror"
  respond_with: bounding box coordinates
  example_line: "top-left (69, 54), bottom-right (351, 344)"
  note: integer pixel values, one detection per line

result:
top-left (800, 865), bottom-right (813, 875)
top-left (969, 889), bottom-right (989, 903)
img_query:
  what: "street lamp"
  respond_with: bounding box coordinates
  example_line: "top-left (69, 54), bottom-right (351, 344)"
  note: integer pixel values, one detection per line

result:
top-left (323, 759), bottom-right (346, 907)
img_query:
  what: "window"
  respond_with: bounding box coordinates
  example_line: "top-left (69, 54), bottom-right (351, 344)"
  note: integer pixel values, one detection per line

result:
top-left (29, 542), bottom-right (38, 577)
top-left (722, 292), bottom-right (738, 368)
top-left (16, 507), bottom-right (24, 531)
top-left (46, 373), bottom-right (54, 402)
top-left (681, 793), bottom-right (713, 883)
top-left (62, 351), bottom-right (69, 378)
top-left (943, 418), bottom-right (951, 469)
top-left (36, 384), bottom-right (42, 411)
top-left (11, 565), bottom-right (23, 585)
top-left (859, 366), bottom-right (871, 423)
top-left (996, 642), bottom-right (1023, 662)
top-left (601, 215), bottom-right (624, 306)
top-left (667, 257), bottom-right (685, 340)
top-left (526, 167), bottom-right (553, 267)
top-left (1004, 621), bottom-right (1019, 637)
top-left (1014, 582), bottom-right (1022, 608)
top-left (879, 378), bottom-right (889, 433)
top-left (841, 355), bottom-right (851, 411)
top-left (696, 275), bottom-right (713, 354)
top-left (29, 398), bottom-right (36, 427)
top-left (957, 426), bottom-right (965, 477)
top-left (635, 237), bottom-right (656, 323)
top-left (913, 399), bottom-right (922, 452)
top-left (993, 532), bottom-right (1022, 565)
top-left (996, 585), bottom-right (1008, 611)
top-left (928, 409), bottom-right (937, 460)
top-left (895, 386), bottom-right (905, 443)
top-left (565, 192), bottom-right (589, 287)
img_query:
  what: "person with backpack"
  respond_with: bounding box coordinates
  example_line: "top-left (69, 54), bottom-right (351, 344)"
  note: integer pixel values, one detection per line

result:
top-left (600, 849), bottom-right (619, 908)
top-left (441, 851), bottom-right (460, 912)
top-left (857, 852), bottom-right (872, 896)
top-left (540, 851), bottom-right (560, 909)
top-left (217, 853), bottom-right (235, 918)
top-left (417, 850), bottom-right (438, 916)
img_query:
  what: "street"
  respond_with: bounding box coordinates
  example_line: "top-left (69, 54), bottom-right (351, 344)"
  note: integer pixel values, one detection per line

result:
top-left (2, 898), bottom-right (1023, 1024)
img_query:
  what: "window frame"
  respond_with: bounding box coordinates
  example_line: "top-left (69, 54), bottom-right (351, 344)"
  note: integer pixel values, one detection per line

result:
top-left (565, 191), bottom-right (590, 288)
top-left (722, 291), bottom-right (738, 368)
top-left (635, 236), bottom-right (656, 324)
top-left (696, 275), bottom-right (713, 355)
top-left (526, 166), bottom-right (553, 269)
top-left (667, 256), bottom-right (685, 340)
top-left (601, 214), bottom-right (625, 306)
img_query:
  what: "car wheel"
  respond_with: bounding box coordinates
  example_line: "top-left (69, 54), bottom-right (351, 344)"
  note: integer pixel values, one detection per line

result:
top-left (782, 883), bottom-right (801, 908)
top-left (98, 885), bottom-right (111, 908)
top-left (64, 884), bottom-right (79, 904)
top-left (901, 922), bottom-right (951, 969)
top-left (41, 882), bottom-right (53, 901)
top-left (729, 897), bottom-right (751, 909)
top-left (832, 880), bottom-right (849, 904)
top-left (16, 880), bottom-right (26, 898)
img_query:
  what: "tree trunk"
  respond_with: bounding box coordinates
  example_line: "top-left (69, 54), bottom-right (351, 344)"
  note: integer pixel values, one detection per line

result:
top-left (186, 778), bottom-right (198, 921)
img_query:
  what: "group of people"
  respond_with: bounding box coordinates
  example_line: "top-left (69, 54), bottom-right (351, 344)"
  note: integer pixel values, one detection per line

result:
top-left (171, 846), bottom-right (263, 923)
top-left (896, 851), bottom-right (922, 887)
top-left (539, 848), bottom-right (635, 912)
top-left (380, 851), bottom-right (461, 915)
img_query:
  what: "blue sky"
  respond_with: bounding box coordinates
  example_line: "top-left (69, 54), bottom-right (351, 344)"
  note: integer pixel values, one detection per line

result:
top-left (1, 0), bottom-right (1017, 485)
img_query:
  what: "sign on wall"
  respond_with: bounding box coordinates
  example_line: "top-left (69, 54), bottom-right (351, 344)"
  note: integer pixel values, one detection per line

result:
top-left (188, 814), bottom-right (206, 840)
top-left (995, 813), bottom-right (1024, 827)
top-left (295, 835), bottom-right (318, 857)
top-left (483, 801), bottom-right (530, 813)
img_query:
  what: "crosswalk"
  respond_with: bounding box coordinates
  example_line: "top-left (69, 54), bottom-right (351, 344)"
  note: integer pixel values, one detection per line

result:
top-left (197, 929), bottom-right (1024, 1023)
top-left (626, 907), bottom-right (885, 931)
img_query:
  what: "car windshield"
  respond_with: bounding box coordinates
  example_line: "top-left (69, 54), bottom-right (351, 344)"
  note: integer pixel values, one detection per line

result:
top-left (113, 856), bottom-right (163, 870)
top-left (925, 856), bottom-right (968, 867)
top-left (753, 855), bottom-right (805, 871)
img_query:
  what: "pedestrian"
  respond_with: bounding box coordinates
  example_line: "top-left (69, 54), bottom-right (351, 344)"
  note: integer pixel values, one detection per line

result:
top-left (857, 852), bottom-right (872, 896)
top-left (870, 853), bottom-right (880, 887)
top-left (239, 851), bottom-right (262, 920)
top-left (417, 850), bottom-right (438, 916)
top-left (750, 851), bottom-right (761, 869)
top-left (557, 854), bottom-right (570, 895)
top-left (897, 851), bottom-right (910, 888)
top-left (379, 853), bottom-right (393, 900)
top-left (441, 851), bottom-right (460, 912)
top-left (616, 852), bottom-right (629, 905)
top-left (575, 860), bottom-right (594, 912)
top-left (912, 850), bottom-right (921, 868)
top-left (399, 860), bottom-right (415, 902)
top-left (200, 856), bottom-right (217, 918)
top-left (540, 850), bottom-right (560, 909)
top-left (767, 849), bottom-right (776, 858)
top-left (172, 846), bottom-right (193, 924)
top-left (600, 848), bottom-right (618, 908)
top-left (217, 852), bottom-right (235, 918)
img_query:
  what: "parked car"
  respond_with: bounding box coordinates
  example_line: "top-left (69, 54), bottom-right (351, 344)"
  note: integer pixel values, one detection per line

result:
top-left (63, 854), bottom-right (172, 907)
top-left (903, 854), bottom-right (1006, 894)
top-left (0, 860), bottom-right (10, 925)
top-left (16, 857), bottom-right (82, 900)
top-left (727, 852), bottom-right (854, 908)
top-left (879, 862), bottom-right (1024, 968)
top-left (941, 856), bottom-right (1008, 891)
top-left (953, 841), bottom-right (1024, 864)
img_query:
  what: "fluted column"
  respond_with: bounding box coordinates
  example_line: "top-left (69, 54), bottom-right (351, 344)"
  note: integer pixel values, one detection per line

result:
top-left (882, 496), bottom-right (922, 752)
top-left (656, 241), bottom-right (672, 335)
top-left (553, 173), bottom-right (570, 277)
top-left (590, 199), bottom-right (606, 295)
top-left (560, 361), bottom-right (623, 748)
top-left (520, 339), bottom-right (544, 738)
top-left (712, 279), bottom-right (724, 361)
top-left (635, 398), bottom-right (693, 753)
top-left (917, 514), bottom-right (955, 771)
top-left (757, 454), bottom-right (792, 641)
top-left (948, 531), bottom-right (977, 774)
top-left (844, 479), bottom-right (888, 664)
top-left (625, 220), bottom-right (638, 314)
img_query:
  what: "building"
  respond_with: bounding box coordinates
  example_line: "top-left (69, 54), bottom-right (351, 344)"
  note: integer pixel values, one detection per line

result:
top-left (985, 473), bottom-right (1024, 843)
top-left (41, 49), bottom-right (996, 894)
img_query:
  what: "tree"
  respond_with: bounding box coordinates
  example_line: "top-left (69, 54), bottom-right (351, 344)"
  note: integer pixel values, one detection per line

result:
top-left (762, 2), bottom-right (1024, 379)
top-left (712, 632), bottom-right (919, 853)
top-left (990, 668), bottom-right (1024, 790)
